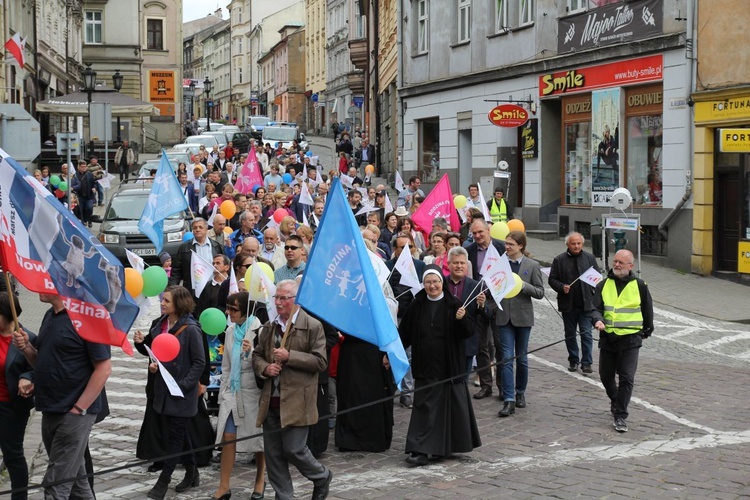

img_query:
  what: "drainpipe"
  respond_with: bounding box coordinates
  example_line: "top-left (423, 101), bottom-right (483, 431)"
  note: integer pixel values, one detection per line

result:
top-left (658, 0), bottom-right (696, 241)
top-left (396, 0), bottom-right (404, 182)
top-left (372, 0), bottom-right (380, 175)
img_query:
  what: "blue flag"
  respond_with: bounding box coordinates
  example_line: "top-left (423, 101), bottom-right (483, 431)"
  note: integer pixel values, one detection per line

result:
top-left (138, 150), bottom-right (188, 253)
top-left (297, 179), bottom-right (409, 387)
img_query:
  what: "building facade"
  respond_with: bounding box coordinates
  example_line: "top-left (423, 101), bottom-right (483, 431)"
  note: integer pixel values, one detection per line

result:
top-left (228, 0), bottom-right (252, 123)
top-left (325, 0), bottom-right (354, 132)
top-left (400, 0), bottom-right (694, 270)
top-left (183, 11), bottom-right (225, 124)
top-left (199, 20), bottom-right (230, 125)
top-left (305, 0), bottom-right (327, 135)
top-left (270, 24), bottom-right (306, 126)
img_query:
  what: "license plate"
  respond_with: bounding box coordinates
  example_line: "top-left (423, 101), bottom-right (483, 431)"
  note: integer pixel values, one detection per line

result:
top-left (132, 248), bottom-right (156, 256)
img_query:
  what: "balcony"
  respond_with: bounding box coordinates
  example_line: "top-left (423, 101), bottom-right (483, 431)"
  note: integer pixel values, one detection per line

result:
top-left (348, 38), bottom-right (368, 71)
top-left (347, 70), bottom-right (365, 94)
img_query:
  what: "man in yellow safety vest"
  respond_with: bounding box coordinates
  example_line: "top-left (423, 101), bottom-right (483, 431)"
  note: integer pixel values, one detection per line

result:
top-left (592, 249), bottom-right (653, 433)
top-left (487, 187), bottom-right (513, 223)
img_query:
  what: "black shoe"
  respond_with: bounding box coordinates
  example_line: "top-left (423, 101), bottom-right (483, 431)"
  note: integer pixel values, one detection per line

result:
top-left (515, 393), bottom-right (526, 408)
top-left (405, 453), bottom-right (429, 466)
top-left (211, 491), bottom-right (232, 500)
top-left (311, 469), bottom-right (333, 500)
top-left (147, 462), bottom-right (163, 473)
top-left (473, 387), bottom-right (492, 400)
top-left (399, 398), bottom-right (413, 409)
top-left (147, 477), bottom-right (170, 499)
top-left (568, 362), bottom-right (578, 372)
top-left (581, 365), bottom-right (593, 374)
top-left (87, 221), bottom-right (93, 228)
top-left (250, 482), bottom-right (266, 499)
top-left (614, 417), bottom-right (628, 433)
top-left (175, 465), bottom-right (199, 492)
top-left (498, 401), bottom-right (515, 417)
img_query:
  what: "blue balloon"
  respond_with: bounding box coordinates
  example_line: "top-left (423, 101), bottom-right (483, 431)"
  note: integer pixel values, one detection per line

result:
top-left (282, 173), bottom-right (293, 184)
top-left (183, 231), bottom-right (194, 242)
top-left (305, 150), bottom-right (313, 157)
top-left (252, 184), bottom-right (261, 194)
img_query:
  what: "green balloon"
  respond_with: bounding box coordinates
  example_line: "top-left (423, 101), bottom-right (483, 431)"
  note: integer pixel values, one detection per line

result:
top-left (50, 175), bottom-right (61, 187)
top-left (141, 266), bottom-right (168, 297)
top-left (199, 307), bottom-right (226, 336)
top-left (58, 181), bottom-right (68, 192)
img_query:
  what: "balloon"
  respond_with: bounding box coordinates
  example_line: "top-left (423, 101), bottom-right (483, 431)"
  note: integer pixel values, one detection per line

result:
top-left (223, 226), bottom-right (233, 234)
top-left (504, 272), bottom-right (524, 299)
top-left (365, 164), bottom-right (375, 175)
top-left (220, 200), bottom-right (237, 219)
top-left (282, 173), bottom-right (293, 184)
top-left (252, 184), bottom-right (261, 194)
top-left (507, 219), bottom-right (525, 233)
top-left (272, 209), bottom-right (287, 224)
top-left (141, 266), bottom-right (169, 297)
top-left (124, 268), bottom-right (144, 297)
top-left (183, 231), bottom-right (194, 242)
top-left (54, 189), bottom-right (64, 198)
top-left (151, 334), bottom-right (180, 362)
top-left (50, 175), bottom-right (61, 187)
top-left (199, 307), bottom-right (227, 336)
top-left (305, 150), bottom-right (313, 157)
top-left (490, 221), bottom-right (509, 240)
top-left (58, 181), bottom-right (68, 192)
top-left (245, 262), bottom-right (276, 301)
top-left (454, 195), bottom-right (468, 209)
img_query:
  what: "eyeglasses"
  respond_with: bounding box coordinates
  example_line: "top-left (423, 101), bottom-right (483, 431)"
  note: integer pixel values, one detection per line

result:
top-left (284, 245), bottom-right (301, 251)
top-left (424, 280), bottom-right (442, 286)
top-left (273, 295), bottom-right (296, 301)
top-left (226, 306), bottom-right (240, 313)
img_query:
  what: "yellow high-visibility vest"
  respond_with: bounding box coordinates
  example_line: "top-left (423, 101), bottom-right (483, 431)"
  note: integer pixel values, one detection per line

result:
top-left (602, 279), bottom-right (643, 335)
top-left (489, 199), bottom-right (508, 223)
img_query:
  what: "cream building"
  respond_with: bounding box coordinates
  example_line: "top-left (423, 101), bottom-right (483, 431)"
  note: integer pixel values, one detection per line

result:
top-left (305, 0), bottom-right (326, 134)
top-left (227, 0), bottom-right (252, 123)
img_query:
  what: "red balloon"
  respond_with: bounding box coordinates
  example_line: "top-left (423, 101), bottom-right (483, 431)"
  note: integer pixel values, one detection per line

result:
top-left (55, 189), bottom-right (65, 198)
top-left (273, 209), bottom-right (287, 224)
top-left (151, 334), bottom-right (180, 362)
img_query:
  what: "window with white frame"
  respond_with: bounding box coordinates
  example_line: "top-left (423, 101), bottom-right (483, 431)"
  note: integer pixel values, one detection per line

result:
top-left (418, 0), bottom-right (429, 53)
top-left (237, 7), bottom-right (242, 23)
top-left (84, 11), bottom-right (102, 44)
top-left (495, 0), bottom-right (507, 33)
top-left (457, 0), bottom-right (471, 43)
top-left (238, 67), bottom-right (242, 84)
top-left (567, 0), bottom-right (586, 13)
top-left (520, 0), bottom-right (534, 26)
top-left (355, 2), bottom-right (366, 39)
top-left (146, 19), bottom-right (163, 50)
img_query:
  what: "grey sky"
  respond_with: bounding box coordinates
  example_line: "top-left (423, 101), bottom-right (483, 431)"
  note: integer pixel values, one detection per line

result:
top-left (183, 0), bottom-right (226, 23)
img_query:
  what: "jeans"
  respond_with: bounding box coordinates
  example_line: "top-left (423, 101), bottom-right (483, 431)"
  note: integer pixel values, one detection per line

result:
top-left (562, 309), bottom-right (594, 367)
top-left (599, 345), bottom-right (640, 419)
top-left (78, 197), bottom-right (94, 224)
top-left (0, 402), bottom-right (30, 500)
top-left (41, 412), bottom-right (96, 500)
top-left (475, 312), bottom-right (495, 391)
top-left (96, 182), bottom-right (104, 205)
top-left (497, 324), bottom-right (532, 402)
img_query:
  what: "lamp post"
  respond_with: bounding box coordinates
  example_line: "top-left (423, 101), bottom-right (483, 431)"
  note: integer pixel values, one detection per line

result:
top-left (204, 76), bottom-right (212, 132)
top-left (112, 69), bottom-right (123, 143)
top-left (82, 63), bottom-right (97, 158)
top-left (189, 80), bottom-right (196, 121)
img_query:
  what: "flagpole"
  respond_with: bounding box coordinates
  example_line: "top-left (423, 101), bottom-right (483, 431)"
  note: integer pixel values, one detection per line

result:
top-left (393, 289), bottom-right (413, 300)
top-left (462, 281), bottom-right (486, 309)
top-left (3, 273), bottom-right (19, 331)
top-left (461, 279), bottom-right (484, 308)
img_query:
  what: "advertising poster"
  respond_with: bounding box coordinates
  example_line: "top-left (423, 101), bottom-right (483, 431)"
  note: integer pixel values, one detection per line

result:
top-left (591, 88), bottom-right (621, 206)
top-left (149, 70), bottom-right (176, 123)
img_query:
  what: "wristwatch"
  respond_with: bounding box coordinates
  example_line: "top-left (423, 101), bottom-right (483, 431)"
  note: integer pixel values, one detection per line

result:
top-left (73, 404), bottom-right (87, 416)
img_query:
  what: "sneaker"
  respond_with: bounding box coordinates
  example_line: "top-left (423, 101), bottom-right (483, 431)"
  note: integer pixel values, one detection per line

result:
top-left (581, 365), bottom-right (593, 374)
top-left (568, 362), bottom-right (578, 372)
top-left (614, 417), bottom-right (628, 433)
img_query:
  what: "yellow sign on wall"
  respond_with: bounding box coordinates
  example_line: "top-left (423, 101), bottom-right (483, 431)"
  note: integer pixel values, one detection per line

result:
top-left (695, 96), bottom-right (750, 124)
top-left (719, 129), bottom-right (750, 152)
top-left (739, 241), bottom-right (750, 274)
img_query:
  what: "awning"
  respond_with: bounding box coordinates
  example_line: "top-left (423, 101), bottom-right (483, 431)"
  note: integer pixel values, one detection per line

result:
top-left (37, 85), bottom-right (160, 117)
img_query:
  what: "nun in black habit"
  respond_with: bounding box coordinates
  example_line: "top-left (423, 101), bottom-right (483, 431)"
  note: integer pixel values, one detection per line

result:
top-left (399, 265), bottom-right (481, 466)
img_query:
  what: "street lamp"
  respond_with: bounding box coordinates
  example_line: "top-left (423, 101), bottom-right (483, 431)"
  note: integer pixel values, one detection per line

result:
top-left (112, 69), bottom-right (123, 143)
top-left (82, 64), bottom-right (97, 158)
top-left (204, 76), bottom-right (212, 132)
top-left (189, 80), bottom-right (196, 121)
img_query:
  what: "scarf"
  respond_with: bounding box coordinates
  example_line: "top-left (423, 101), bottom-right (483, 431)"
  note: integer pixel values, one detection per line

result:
top-left (229, 317), bottom-right (253, 393)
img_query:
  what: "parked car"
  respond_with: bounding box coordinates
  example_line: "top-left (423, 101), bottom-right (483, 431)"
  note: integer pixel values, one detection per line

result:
top-left (136, 158), bottom-right (180, 178)
top-left (91, 181), bottom-right (192, 264)
top-left (202, 130), bottom-right (228, 149)
top-left (261, 124), bottom-right (308, 152)
top-left (220, 130), bottom-right (252, 154)
top-left (160, 150), bottom-right (192, 167)
top-left (196, 118), bottom-right (209, 134)
top-left (170, 144), bottom-right (199, 157)
top-left (184, 134), bottom-right (220, 150)
top-left (246, 115), bottom-right (270, 140)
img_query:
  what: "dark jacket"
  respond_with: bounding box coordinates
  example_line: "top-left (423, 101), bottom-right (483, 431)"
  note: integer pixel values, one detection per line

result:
top-left (447, 277), bottom-right (487, 358)
top-left (170, 238), bottom-right (225, 290)
top-left (466, 239), bottom-right (506, 281)
top-left (3, 329), bottom-right (37, 412)
top-left (178, 182), bottom-right (199, 213)
top-left (71, 170), bottom-right (96, 199)
top-left (548, 249), bottom-right (599, 312)
top-left (385, 256), bottom-right (426, 318)
top-left (591, 270), bottom-right (654, 351)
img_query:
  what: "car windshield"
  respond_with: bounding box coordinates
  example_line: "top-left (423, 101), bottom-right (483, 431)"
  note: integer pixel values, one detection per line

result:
top-left (164, 153), bottom-right (189, 163)
top-left (185, 136), bottom-right (218, 147)
top-left (251, 117), bottom-right (270, 126)
top-left (107, 193), bottom-right (183, 220)
top-left (263, 127), bottom-right (296, 141)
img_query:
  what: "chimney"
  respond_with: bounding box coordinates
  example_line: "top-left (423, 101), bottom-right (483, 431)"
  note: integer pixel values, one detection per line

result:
top-left (214, 7), bottom-right (222, 18)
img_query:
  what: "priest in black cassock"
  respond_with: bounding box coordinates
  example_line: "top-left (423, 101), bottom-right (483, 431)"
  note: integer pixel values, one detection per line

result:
top-left (399, 265), bottom-right (481, 466)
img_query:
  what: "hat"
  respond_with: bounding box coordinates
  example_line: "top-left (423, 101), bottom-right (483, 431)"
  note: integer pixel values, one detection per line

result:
top-left (159, 252), bottom-right (172, 264)
top-left (394, 206), bottom-right (409, 217)
top-left (422, 264), bottom-right (444, 283)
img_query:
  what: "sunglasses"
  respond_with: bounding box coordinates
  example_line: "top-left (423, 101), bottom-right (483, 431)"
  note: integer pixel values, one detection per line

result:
top-left (226, 306), bottom-right (240, 313)
top-left (284, 245), bottom-right (301, 251)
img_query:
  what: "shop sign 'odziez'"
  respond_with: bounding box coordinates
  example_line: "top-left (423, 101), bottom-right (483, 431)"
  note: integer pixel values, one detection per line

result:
top-left (488, 104), bottom-right (529, 128)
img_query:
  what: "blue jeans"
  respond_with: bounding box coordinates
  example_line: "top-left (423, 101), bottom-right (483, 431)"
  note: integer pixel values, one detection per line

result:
top-left (497, 324), bottom-right (531, 402)
top-left (562, 309), bottom-right (594, 367)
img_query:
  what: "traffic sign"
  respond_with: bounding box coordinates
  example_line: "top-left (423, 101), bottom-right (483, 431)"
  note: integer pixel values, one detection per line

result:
top-left (311, 93), bottom-right (319, 103)
top-left (207, 100), bottom-right (214, 108)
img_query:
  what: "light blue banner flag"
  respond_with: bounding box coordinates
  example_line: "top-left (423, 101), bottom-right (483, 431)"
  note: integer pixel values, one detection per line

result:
top-left (297, 179), bottom-right (410, 388)
top-left (138, 149), bottom-right (189, 253)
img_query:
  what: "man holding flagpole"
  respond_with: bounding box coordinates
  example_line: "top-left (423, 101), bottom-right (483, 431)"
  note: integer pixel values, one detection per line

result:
top-left (170, 218), bottom-right (224, 293)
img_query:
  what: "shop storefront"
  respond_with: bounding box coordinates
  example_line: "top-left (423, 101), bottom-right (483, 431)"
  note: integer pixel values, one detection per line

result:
top-left (692, 90), bottom-right (750, 281)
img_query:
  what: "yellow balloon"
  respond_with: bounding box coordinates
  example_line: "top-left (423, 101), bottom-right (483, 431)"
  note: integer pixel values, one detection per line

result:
top-left (365, 164), bottom-right (375, 175)
top-left (124, 268), bottom-right (144, 298)
top-left (220, 200), bottom-right (237, 219)
top-left (507, 219), bottom-right (525, 233)
top-left (244, 262), bottom-right (277, 302)
top-left (223, 226), bottom-right (233, 234)
top-left (454, 195), bottom-right (468, 209)
top-left (490, 221), bottom-right (509, 240)
top-left (504, 272), bottom-right (524, 299)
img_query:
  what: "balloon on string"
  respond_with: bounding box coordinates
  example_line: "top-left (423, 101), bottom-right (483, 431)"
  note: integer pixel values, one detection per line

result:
top-left (183, 232), bottom-right (194, 242)
top-left (453, 195), bottom-right (468, 209)
top-left (282, 173), bottom-right (293, 185)
top-left (199, 307), bottom-right (227, 336)
top-left (124, 267), bottom-right (144, 297)
top-left (244, 262), bottom-right (276, 301)
top-left (220, 200), bottom-right (237, 219)
top-left (305, 150), bottom-right (313, 157)
top-left (151, 333), bottom-right (180, 362)
top-left (490, 221), bottom-right (509, 240)
top-left (365, 164), bottom-right (375, 175)
top-left (50, 175), bottom-right (61, 187)
top-left (58, 181), bottom-right (68, 192)
top-left (141, 266), bottom-right (169, 297)
top-left (504, 272), bottom-right (524, 299)
top-left (54, 189), bottom-right (65, 198)
top-left (223, 226), bottom-right (233, 234)
top-left (252, 184), bottom-right (261, 194)
top-left (272, 209), bottom-right (287, 224)
top-left (507, 219), bottom-right (525, 233)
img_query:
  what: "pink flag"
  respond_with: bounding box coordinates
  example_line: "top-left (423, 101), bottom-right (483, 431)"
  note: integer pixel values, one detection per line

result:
top-left (411, 174), bottom-right (461, 237)
top-left (234, 147), bottom-right (264, 195)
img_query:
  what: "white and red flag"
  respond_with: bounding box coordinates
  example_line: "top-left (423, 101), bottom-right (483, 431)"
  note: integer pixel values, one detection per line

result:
top-left (4, 33), bottom-right (26, 68)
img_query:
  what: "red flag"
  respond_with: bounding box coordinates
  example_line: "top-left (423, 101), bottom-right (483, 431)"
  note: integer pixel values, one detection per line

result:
top-left (235, 146), bottom-right (264, 195)
top-left (4, 33), bottom-right (25, 68)
top-left (411, 174), bottom-right (461, 238)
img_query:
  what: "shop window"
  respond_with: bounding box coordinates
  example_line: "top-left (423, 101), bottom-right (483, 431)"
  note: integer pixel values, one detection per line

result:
top-left (574, 221), bottom-right (591, 242)
top-left (564, 122), bottom-right (591, 205)
top-left (641, 225), bottom-right (667, 257)
top-left (626, 114), bottom-right (663, 206)
top-left (418, 117), bottom-right (440, 182)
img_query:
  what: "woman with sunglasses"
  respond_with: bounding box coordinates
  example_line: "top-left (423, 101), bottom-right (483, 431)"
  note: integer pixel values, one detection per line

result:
top-left (210, 292), bottom-right (266, 500)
